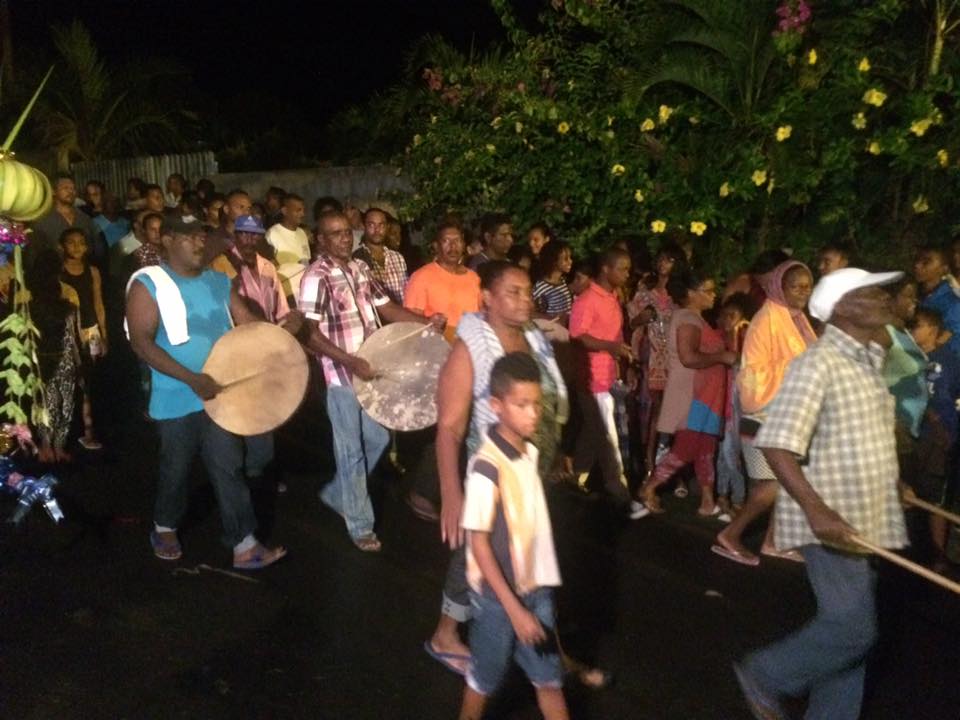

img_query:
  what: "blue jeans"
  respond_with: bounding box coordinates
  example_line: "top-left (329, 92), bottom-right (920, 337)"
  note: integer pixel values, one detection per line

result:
top-left (244, 432), bottom-right (274, 479)
top-left (743, 544), bottom-right (878, 720)
top-left (716, 387), bottom-right (746, 505)
top-left (467, 587), bottom-right (563, 696)
top-left (321, 385), bottom-right (389, 539)
top-left (154, 411), bottom-right (257, 548)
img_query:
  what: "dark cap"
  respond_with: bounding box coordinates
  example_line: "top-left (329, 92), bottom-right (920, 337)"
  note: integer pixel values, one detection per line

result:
top-left (161, 218), bottom-right (206, 238)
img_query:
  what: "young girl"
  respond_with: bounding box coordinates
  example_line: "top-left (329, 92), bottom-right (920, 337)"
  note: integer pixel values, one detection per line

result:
top-left (59, 228), bottom-right (106, 451)
top-left (626, 242), bottom-right (687, 480)
top-left (533, 240), bottom-right (574, 323)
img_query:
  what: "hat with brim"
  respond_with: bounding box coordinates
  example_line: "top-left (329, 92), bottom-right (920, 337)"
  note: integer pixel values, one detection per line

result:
top-left (808, 267), bottom-right (904, 321)
top-left (234, 214), bottom-right (266, 235)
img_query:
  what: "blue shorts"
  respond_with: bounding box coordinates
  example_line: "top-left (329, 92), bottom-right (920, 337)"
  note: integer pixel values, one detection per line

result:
top-left (466, 587), bottom-right (564, 696)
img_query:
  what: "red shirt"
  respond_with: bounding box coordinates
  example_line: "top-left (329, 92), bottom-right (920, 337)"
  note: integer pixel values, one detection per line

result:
top-left (570, 281), bottom-right (623, 393)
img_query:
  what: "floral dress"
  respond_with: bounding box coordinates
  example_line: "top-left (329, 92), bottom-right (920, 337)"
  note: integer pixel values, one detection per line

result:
top-left (628, 285), bottom-right (673, 391)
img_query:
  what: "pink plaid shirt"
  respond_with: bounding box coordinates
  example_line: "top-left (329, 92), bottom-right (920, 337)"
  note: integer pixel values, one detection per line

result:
top-left (230, 248), bottom-right (290, 324)
top-left (298, 254), bottom-right (390, 386)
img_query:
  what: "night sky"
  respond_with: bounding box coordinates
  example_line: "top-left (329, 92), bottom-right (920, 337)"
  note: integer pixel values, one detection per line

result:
top-left (14, 0), bottom-right (517, 131)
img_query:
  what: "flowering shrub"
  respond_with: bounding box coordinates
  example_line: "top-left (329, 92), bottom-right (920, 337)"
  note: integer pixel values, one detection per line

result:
top-left (378, 0), bottom-right (960, 273)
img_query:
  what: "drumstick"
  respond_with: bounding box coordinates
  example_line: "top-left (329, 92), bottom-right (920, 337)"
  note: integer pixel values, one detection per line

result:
top-left (387, 323), bottom-right (434, 345)
top-left (848, 536), bottom-right (960, 595)
top-left (219, 371), bottom-right (264, 390)
top-left (903, 496), bottom-right (960, 526)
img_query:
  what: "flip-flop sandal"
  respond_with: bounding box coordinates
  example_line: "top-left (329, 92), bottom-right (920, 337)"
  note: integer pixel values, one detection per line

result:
top-left (674, 486), bottom-right (689, 498)
top-left (233, 545), bottom-right (287, 570)
top-left (711, 543), bottom-right (760, 567)
top-left (423, 640), bottom-right (470, 676)
top-left (761, 547), bottom-right (805, 563)
top-left (405, 493), bottom-right (440, 523)
top-left (150, 530), bottom-right (182, 561)
top-left (352, 533), bottom-right (382, 553)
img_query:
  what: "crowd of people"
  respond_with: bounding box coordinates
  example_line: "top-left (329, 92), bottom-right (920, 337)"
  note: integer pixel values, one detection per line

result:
top-left (9, 169), bottom-right (960, 719)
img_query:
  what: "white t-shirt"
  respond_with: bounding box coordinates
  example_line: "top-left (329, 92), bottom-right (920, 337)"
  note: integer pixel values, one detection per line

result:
top-left (265, 224), bottom-right (311, 264)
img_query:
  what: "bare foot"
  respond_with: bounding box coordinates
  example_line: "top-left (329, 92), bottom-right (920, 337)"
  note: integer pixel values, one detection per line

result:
top-left (233, 543), bottom-right (287, 569)
top-left (715, 530), bottom-right (758, 564)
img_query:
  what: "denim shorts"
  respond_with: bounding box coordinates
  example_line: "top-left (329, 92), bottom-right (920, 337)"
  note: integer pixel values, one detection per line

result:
top-left (466, 587), bottom-right (563, 696)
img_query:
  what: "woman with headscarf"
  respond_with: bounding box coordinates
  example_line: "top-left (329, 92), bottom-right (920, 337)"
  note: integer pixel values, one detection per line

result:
top-left (712, 260), bottom-right (816, 565)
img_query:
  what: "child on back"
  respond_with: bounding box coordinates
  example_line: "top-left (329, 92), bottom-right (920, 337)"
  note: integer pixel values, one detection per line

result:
top-left (910, 307), bottom-right (960, 566)
top-left (459, 352), bottom-right (568, 720)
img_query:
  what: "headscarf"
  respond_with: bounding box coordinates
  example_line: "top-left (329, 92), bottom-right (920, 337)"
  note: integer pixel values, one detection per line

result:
top-left (760, 260), bottom-right (817, 345)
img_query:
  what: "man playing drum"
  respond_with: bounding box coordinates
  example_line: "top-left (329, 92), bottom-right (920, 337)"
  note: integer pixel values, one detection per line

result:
top-left (298, 211), bottom-right (445, 552)
top-left (126, 220), bottom-right (290, 570)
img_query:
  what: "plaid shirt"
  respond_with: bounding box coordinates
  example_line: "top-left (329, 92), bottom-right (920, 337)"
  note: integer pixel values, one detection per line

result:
top-left (352, 244), bottom-right (407, 304)
top-left (298, 254), bottom-right (389, 386)
top-left (755, 324), bottom-right (907, 551)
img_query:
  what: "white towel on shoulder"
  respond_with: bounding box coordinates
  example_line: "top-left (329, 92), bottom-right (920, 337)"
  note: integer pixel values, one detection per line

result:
top-left (124, 266), bottom-right (190, 345)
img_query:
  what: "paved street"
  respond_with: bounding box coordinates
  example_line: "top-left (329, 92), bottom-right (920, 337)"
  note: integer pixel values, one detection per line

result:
top-left (2, 401), bottom-right (959, 719)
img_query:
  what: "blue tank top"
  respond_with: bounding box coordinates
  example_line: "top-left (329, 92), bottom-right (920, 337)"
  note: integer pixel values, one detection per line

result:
top-left (136, 265), bottom-right (232, 420)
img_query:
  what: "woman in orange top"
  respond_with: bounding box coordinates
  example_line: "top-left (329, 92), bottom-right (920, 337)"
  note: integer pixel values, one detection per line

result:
top-left (402, 221), bottom-right (482, 519)
top-left (713, 260), bottom-right (816, 565)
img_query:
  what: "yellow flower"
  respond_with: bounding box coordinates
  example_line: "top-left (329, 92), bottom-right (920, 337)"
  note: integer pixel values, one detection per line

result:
top-left (910, 118), bottom-right (932, 137)
top-left (413, 134), bottom-right (423, 146)
top-left (719, 182), bottom-right (731, 198)
top-left (689, 221), bottom-right (707, 236)
top-left (557, 121), bottom-right (571, 135)
top-left (634, 189), bottom-right (645, 203)
top-left (605, 129), bottom-right (615, 139)
top-left (607, 116), bottom-right (615, 127)
top-left (490, 116), bottom-right (502, 129)
top-left (486, 144), bottom-right (496, 154)
top-left (650, 220), bottom-right (666, 234)
top-left (863, 88), bottom-right (887, 107)
top-left (912, 195), bottom-right (929, 214)
top-left (689, 116), bottom-right (700, 125)
top-left (658, 105), bottom-right (673, 124)
top-left (430, 115), bottom-right (438, 125)
top-left (807, 49), bottom-right (818, 65)
top-left (938, 149), bottom-right (949, 167)
top-left (611, 163), bottom-right (626, 177)
top-left (851, 112), bottom-right (867, 130)
top-left (858, 57), bottom-right (871, 73)
top-left (767, 177), bottom-right (776, 195)
top-left (640, 118), bottom-right (656, 132)
top-left (751, 169), bottom-right (768, 187)
top-left (931, 109), bottom-right (944, 125)
top-left (868, 141), bottom-right (882, 155)
top-left (515, 121), bottom-right (524, 134)
top-left (433, 156), bottom-right (443, 165)
top-left (775, 125), bottom-right (792, 142)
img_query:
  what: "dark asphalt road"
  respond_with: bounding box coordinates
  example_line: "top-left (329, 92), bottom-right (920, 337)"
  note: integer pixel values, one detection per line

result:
top-left (2, 404), bottom-right (959, 720)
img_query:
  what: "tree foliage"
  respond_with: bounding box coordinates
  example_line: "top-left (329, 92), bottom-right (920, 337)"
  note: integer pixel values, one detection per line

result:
top-left (332, 0), bottom-right (960, 273)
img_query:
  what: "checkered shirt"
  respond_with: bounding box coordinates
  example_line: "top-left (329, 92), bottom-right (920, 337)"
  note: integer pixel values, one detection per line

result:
top-left (352, 244), bottom-right (407, 304)
top-left (755, 324), bottom-right (907, 551)
top-left (298, 254), bottom-right (389, 387)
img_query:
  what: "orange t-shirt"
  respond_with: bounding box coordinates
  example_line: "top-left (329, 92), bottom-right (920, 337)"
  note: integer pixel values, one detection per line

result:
top-left (403, 262), bottom-right (482, 342)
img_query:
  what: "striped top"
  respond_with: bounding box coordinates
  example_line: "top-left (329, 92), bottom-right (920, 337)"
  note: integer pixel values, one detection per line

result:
top-left (533, 279), bottom-right (573, 316)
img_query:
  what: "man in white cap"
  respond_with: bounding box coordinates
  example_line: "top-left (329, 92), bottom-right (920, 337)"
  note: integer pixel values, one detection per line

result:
top-left (734, 268), bottom-right (908, 720)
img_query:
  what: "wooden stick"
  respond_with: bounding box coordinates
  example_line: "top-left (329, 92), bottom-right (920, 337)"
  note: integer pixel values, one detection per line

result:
top-left (219, 371), bottom-right (264, 390)
top-left (904, 496), bottom-right (960, 526)
top-left (386, 323), bottom-right (433, 345)
top-left (849, 536), bottom-right (960, 596)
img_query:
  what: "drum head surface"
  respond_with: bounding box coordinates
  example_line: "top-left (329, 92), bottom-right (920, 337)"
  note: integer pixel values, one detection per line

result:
top-left (353, 322), bottom-right (451, 431)
top-left (203, 322), bottom-right (309, 435)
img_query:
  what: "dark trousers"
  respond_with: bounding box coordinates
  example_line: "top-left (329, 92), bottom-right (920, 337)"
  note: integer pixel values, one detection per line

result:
top-left (154, 411), bottom-right (257, 548)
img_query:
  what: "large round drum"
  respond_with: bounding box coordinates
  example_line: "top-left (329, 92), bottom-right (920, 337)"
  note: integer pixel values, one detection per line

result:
top-left (353, 322), bottom-right (451, 431)
top-left (202, 322), bottom-right (309, 436)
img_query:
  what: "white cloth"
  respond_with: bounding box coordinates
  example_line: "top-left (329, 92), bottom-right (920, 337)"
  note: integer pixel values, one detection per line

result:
top-left (265, 224), bottom-right (311, 265)
top-left (124, 266), bottom-right (190, 345)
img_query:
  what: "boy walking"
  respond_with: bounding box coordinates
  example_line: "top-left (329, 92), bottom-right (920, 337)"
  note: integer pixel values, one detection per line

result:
top-left (459, 353), bottom-right (568, 720)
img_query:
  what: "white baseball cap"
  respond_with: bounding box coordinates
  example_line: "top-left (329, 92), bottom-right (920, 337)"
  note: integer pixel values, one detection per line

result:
top-left (808, 267), bottom-right (904, 321)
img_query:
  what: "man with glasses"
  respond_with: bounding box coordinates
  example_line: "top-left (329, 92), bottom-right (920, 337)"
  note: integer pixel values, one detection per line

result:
top-left (298, 211), bottom-right (445, 551)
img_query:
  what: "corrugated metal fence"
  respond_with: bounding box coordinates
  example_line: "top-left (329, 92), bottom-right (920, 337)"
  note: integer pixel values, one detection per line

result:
top-left (70, 152), bottom-right (218, 198)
